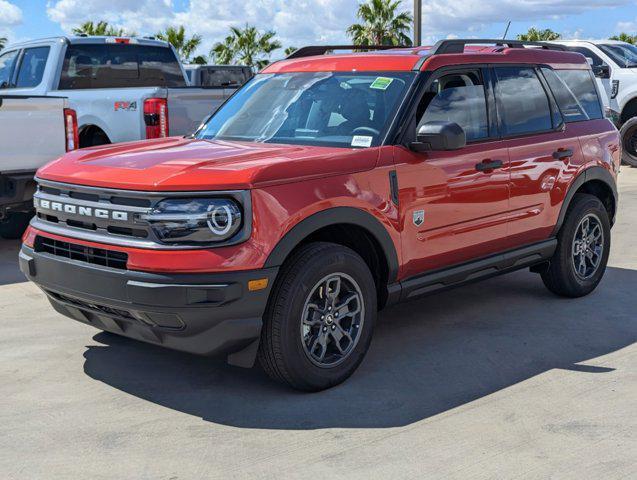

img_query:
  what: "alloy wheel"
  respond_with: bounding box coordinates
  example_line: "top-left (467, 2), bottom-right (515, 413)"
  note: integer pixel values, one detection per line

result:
top-left (571, 213), bottom-right (604, 280)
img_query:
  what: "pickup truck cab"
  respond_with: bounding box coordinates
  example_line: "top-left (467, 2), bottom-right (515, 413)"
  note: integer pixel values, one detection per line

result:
top-left (183, 64), bottom-right (253, 88)
top-left (21, 40), bottom-right (620, 391)
top-left (552, 39), bottom-right (637, 166)
top-left (0, 95), bottom-right (77, 238)
top-left (0, 36), bottom-right (231, 147)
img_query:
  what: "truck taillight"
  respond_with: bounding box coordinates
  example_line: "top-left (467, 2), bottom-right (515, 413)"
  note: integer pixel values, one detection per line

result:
top-left (144, 98), bottom-right (169, 139)
top-left (64, 108), bottom-right (79, 151)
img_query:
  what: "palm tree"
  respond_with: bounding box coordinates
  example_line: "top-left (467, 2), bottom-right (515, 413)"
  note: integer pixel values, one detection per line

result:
top-left (517, 28), bottom-right (561, 42)
top-left (0, 37), bottom-right (6, 52)
top-left (284, 46), bottom-right (298, 56)
top-left (191, 55), bottom-right (208, 65)
top-left (610, 33), bottom-right (636, 44)
top-left (72, 21), bottom-right (126, 37)
top-left (156, 26), bottom-right (202, 63)
top-left (346, 0), bottom-right (413, 46)
top-left (210, 25), bottom-right (281, 69)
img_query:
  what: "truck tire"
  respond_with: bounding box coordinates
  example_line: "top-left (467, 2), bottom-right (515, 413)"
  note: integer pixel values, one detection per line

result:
top-left (541, 194), bottom-right (610, 297)
top-left (258, 242), bottom-right (376, 391)
top-left (0, 212), bottom-right (32, 239)
top-left (620, 117), bottom-right (637, 167)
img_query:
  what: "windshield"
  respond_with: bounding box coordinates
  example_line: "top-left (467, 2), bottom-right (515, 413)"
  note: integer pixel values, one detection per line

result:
top-left (195, 71), bottom-right (415, 148)
top-left (598, 43), bottom-right (637, 68)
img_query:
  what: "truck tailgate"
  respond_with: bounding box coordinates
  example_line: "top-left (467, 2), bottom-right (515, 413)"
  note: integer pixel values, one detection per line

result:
top-left (167, 88), bottom-right (228, 136)
top-left (0, 96), bottom-right (67, 173)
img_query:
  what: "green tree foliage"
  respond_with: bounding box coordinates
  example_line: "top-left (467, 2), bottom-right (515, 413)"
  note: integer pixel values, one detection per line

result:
top-left (0, 37), bottom-right (6, 51)
top-left (210, 25), bottom-right (281, 69)
top-left (517, 28), bottom-right (561, 41)
top-left (156, 26), bottom-right (202, 63)
top-left (72, 21), bottom-right (127, 37)
top-left (609, 33), bottom-right (637, 44)
top-left (346, 0), bottom-right (413, 46)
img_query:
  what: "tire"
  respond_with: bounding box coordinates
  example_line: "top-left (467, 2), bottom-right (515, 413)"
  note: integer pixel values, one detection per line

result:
top-left (258, 242), bottom-right (377, 391)
top-left (619, 117), bottom-right (637, 167)
top-left (0, 212), bottom-right (32, 239)
top-left (541, 194), bottom-right (610, 297)
top-left (80, 129), bottom-right (110, 148)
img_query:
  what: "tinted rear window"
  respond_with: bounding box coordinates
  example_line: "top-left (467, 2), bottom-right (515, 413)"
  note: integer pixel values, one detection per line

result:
top-left (200, 67), bottom-right (251, 88)
top-left (555, 70), bottom-right (603, 120)
top-left (495, 67), bottom-right (553, 136)
top-left (59, 44), bottom-right (186, 89)
top-left (16, 47), bottom-right (50, 88)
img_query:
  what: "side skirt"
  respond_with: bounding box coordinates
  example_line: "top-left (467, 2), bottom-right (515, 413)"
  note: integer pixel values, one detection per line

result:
top-left (386, 239), bottom-right (557, 305)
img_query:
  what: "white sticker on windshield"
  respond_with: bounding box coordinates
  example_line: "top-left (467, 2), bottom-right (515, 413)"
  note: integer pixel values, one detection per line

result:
top-left (351, 135), bottom-right (373, 148)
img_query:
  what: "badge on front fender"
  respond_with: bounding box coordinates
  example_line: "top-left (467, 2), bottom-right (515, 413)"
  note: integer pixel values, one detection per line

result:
top-left (413, 210), bottom-right (424, 226)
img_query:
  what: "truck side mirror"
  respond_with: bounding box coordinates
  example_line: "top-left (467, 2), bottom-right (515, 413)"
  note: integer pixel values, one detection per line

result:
top-left (409, 121), bottom-right (466, 153)
top-left (592, 64), bottom-right (611, 79)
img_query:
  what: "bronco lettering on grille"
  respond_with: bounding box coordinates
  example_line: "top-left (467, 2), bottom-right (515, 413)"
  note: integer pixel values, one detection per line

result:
top-left (36, 198), bottom-right (129, 222)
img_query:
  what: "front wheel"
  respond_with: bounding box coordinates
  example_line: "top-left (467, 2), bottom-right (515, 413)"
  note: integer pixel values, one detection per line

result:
top-left (541, 194), bottom-right (610, 297)
top-left (258, 242), bottom-right (377, 391)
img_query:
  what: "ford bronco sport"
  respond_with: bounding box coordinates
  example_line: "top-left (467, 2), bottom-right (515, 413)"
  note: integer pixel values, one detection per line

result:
top-left (20, 40), bottom-right (620, 391)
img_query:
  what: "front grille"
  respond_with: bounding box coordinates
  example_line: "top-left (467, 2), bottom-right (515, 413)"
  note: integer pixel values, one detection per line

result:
top-left (35, 236), bottom-right (128, 270)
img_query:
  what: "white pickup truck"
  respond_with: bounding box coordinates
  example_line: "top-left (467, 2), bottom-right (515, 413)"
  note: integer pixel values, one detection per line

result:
top-left (552, 40), bottom-right (637, 166)
top-left (0, 95), bottom-right (77, 238)
top-left (0, 36), bottom-right (231, 147)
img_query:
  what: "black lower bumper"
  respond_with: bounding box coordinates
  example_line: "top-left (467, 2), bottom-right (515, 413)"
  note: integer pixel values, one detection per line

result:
top-left (20, 245), bottom-right (278, 364)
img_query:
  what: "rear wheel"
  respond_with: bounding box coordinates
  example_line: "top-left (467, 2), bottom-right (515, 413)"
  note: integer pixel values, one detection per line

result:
top-left (541, 194), bottom-right (610, 297)
top-left (0, 212), bottom-right (32, 239)
top-left (620, 117), bottom-right (637, 167)
top-left (258, 242), bottom-right (376, 391)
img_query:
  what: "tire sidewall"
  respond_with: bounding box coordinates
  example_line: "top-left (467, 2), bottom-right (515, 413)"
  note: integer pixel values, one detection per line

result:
top-left (276, 247), bottom-right (376, 390)
top-left (620, 117), bottom-right (637, 167)
top-left (557, 195), bottom-right (611, 295)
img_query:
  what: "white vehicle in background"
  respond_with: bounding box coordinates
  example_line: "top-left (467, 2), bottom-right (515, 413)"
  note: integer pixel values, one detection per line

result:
top-left (552, 40), bottom-right (637, 166)
top-left (0, 95), bottom-right (77, 238)
top-left (0, 36), bottom-right (232, 148)
top-left (183, 64), bottom-right (253, 89)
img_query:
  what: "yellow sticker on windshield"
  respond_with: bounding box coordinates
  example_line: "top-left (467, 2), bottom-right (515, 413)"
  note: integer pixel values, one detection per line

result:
top-left (370, 77), bottom-right (394, 90)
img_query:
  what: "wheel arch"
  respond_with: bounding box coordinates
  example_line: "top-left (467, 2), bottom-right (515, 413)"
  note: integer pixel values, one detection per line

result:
top-left (263, 207), bottom-right (400, 308)
top-left (620, 96), bottom-right (637, 124)
top-left (79, 124), bottom-right (111, 148)
top-left (552, 166), bottom-right (618, 236)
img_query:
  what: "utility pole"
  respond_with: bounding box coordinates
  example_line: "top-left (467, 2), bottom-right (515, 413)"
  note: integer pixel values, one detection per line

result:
top-left (414, 0), bottom-right (421, 46)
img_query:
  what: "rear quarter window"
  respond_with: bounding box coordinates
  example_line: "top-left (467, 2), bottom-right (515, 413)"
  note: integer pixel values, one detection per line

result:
top-left (59, 44), bottom-right (186, 89)
top-left (554, 69), bottom-right (603, 121)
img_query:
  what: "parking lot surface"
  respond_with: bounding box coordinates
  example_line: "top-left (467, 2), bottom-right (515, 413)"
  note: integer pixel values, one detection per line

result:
top-left (1, 169), bottom-right (636, 480)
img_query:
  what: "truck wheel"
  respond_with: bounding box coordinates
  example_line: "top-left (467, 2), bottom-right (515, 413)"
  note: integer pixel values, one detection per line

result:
top-left (620, 117), bottom-right (637, 167)
top-left (541, 194), bottom-right (610, 297)
top-left (0, 212), bottom-right (32, 239)
top-left (258, 242), bottom-right (376, 391)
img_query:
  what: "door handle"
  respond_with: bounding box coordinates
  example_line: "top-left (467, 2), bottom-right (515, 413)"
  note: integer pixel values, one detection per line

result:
top-left (475, 159), bottom-right (503, 172)
top-left (552, 149), bottom-right (574, 160)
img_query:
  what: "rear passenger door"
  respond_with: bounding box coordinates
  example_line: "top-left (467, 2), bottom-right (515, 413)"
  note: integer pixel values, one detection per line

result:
top-left (494, 65), bottom-right (585, 247)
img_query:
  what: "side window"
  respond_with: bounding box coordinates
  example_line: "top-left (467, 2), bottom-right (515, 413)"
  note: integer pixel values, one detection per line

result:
top-left (0, 50), bottom-right (19, 89)
top-left (541, 68), bottom-right (589, 123)
top-left (568, 47), bottom-right (604, 67)
top-left (417, 70), bottom-right (489, 142)
top-left (495, 67), bottom-right (552, 136)
top-left (15, 47), bottom-right (50, 88)
top-left (555, 70), bottom-right (603, 121)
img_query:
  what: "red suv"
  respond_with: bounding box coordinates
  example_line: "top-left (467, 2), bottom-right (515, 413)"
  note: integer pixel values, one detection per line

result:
top-left (21, 40), bottom-right (620, 391)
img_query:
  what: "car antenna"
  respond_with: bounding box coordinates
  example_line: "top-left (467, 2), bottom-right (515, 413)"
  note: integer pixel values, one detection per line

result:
top-left (502, 21), bottom-right (511, 39)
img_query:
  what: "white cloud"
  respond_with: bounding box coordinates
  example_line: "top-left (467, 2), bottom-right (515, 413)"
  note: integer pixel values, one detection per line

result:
top-left (0, 0), bottom-right (22, 42)
top-left (44, 0), bottom-right (634, 59)
top-left (616, 19), bottom-right (637, 32)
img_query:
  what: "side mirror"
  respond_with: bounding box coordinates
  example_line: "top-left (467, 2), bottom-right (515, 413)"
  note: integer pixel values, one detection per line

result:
top-left (592, 64), bottom-right (610, 79)
top-left (410, 121), bottom-right (466, 153)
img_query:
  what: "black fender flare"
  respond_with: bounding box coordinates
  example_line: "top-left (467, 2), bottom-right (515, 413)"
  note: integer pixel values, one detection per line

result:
top-left (263, 206), bottom-right (400, 282)
top-left (552, 166), bottom-right (618, 235)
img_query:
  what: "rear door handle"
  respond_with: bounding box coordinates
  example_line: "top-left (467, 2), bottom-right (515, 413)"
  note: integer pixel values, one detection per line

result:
top-left (475, 159), bottom-right (503, 172)
top-left (553, 149), bottom-right (574, 160)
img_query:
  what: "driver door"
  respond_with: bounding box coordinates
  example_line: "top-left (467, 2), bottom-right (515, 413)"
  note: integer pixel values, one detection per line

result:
top-left (393, 67), bottom-right (511, 278)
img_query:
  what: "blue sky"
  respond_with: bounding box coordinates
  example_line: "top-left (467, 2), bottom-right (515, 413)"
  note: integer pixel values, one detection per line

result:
top-left (2, 0), bottom-right (637, 59)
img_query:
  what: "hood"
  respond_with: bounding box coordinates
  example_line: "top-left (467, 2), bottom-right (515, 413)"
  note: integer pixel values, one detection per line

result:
top-left (37, 137), bottom-right (380, 191)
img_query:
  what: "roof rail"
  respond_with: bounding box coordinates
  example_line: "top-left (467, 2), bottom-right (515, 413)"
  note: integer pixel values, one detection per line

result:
top-left (430, 39), bottom-right (567, 55)
top-left (286, 45), bottom-right (407, 59)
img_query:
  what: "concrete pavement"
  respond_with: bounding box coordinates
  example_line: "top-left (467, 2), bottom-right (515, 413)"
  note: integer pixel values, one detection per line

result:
top-left (1, 169), bottom-right (636, 479)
